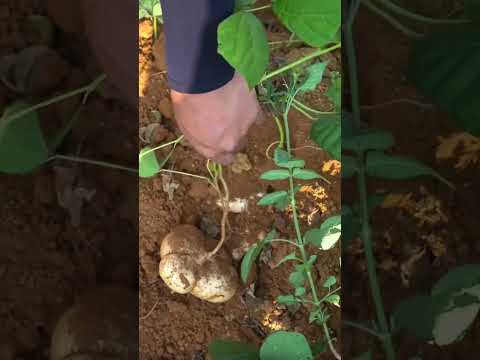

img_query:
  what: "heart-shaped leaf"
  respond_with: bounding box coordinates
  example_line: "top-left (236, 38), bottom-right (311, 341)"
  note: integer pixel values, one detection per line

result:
top-left (260, 331), bottom-right (313, 360)
top-left (409, 27), bottom-right (480, 136)
top-left (272, 0), bottom-right (341, 48)
top-left (139, 147), bottom-right (161, 178)
top-left (300, 62), bottom-right (328, 93)
top-left (0, 101), bottom-right (48, 174)
top-left (304, 215), bottom-right (341, 250)
top-left (241, 230), bottom-right (277, 283)
top-left (218, 12), bottom-right (269, 88)
top-left (365, 152), bottom-right (452, 187)
top-left (310, 114), bottom-right (341, 160)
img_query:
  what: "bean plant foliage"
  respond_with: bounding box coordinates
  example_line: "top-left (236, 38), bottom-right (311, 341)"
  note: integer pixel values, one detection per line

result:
top-left (209, 1), bottom-right (342, 359)
top-left (342, 1), bottom-right (480, 359)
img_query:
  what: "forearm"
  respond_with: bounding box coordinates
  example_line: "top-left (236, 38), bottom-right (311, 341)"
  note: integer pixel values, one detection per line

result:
top-left (161, 0), bottom-right (235, 93)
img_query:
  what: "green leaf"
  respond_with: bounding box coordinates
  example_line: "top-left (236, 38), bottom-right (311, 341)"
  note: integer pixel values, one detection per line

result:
top-left (289, 271), bottom-right (306, 288)
top-left (218, 12), bottom-right (269, 89)
top-left (300, 62), bottom-right (328, 93)
top-left (273, 148), bottom-right (305, 169)
top-left (258, 191), bottom-right (288, 206)
top-left (235, 0), bottom-right (258, 11)
top-left (365, 152), bottom-right (452, 187)
top-left (343, 129), bottom-right (395, 154)
top-left (465, 0), bottom-right (480, 20)
top-left (260, 169), bottom-right (290, 181)
top-left (274, 147), bottom-right (290, 165)
top-left (409, 27), bottom-right (480, 136)
top-left (392, 295), bottom-right (435, 339)
top-left (260, 331), bottom-right (313, 360)
top-left (324, 294), bottom-right (340, 307)
top-left (310, 114), bottom-right (341, 160)
top-left (152, 2), bottom-right (162, 17)
top-left (433, 303), bottom-right (480, 346)
top-left (342, 156), bottom-right (358, 178)
top-left (139, 0), bottom-right (161, 18)
top-left (241, 230), bottom-right (277, 283)
top-left (272, 0), bottom-right (341, 48)
top-left (209, 339), bottom-right (260, 360)
top-left (292, 169), bottom-right (322, 180)
top-left (277, 295), bottom-right (298, 306)
top-left (304, 215), bottom-right (341, 250)
top-left (323, 276), bottom-right (337, 288)
top-left (432, 264), bottom-right (480, 297)
top-left (295, 287), bottom-right (306, 297)
top-left (326, 72), bottom-right (341, 111)
top-left (310, 341), bottom-right (327, 356)
top-left (274, 252), bottom-right (302, 268)
top-left (0, 102), bottom-right (48, 174)
top-left (139, 147), bottom-right (161, 178)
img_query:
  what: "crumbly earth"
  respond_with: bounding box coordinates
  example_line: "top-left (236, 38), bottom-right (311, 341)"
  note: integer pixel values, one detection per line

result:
top-left (139, 18), bottom-right (341, 360)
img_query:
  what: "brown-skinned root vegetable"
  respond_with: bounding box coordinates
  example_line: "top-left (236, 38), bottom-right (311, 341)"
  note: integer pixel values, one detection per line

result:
top-left (50, 286), bottom-right (137, 360)
top-left (159, 225), bottom-right (240, 303)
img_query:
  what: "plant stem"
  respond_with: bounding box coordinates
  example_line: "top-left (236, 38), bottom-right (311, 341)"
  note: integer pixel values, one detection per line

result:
top-left (246, 4), bottom-right (272, 12)
top-left (261, 44), bottom-right (341, 83)
top-left (283, 103), bottom-right (340, 359)
top-left (323, 323), bottom-right (341, 360)
top-left (139, 136), bottom-right (184, 159)
top-left (343, 320), bottom-right (384, 339)
top-left (357, 163), bottom-right (396, 360)
top-left (268, 39), bottom-right (303, 46)
top-left (346, 4), bottom-right (396, 358)
top-left (343, 18), bottom-right (361, 127)
top-left (2, 74), bottom-right (107, 124)
top-left (272, 113), bottom-right (285, 148)
top-left (377, 0), bottom-right (470, 24)
top-left (292, 103), bottom-right (316, 120)
top-left (362, 0), bottom-right (423, 38)
top-left (49, 155), bottom-right (137, 173)
top-left (293, 99), bottom-right (333, 115)
top-left (205, 164), bottom-right (230, 260)
top-left (159, 169), bottom-right (211, 182)
top-left (49, 106), bottom-right (83, 153)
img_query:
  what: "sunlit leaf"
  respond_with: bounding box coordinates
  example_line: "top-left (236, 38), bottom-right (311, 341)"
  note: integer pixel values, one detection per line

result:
top-left (218, 12), bottom-right (269, 88)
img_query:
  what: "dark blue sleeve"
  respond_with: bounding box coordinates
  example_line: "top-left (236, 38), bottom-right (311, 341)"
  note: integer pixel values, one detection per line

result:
top-left (161, 0), bottom-right (235, 94)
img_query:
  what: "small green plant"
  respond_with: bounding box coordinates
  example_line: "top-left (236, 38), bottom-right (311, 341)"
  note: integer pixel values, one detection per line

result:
top-left (208, 74), bottom-right (342, 360)
top-left (0, 74), bottom-right (137, 175)
top-left (205, 1), bottom-right (342, 359)
top-left (341, 1), bottom-right (480, 359)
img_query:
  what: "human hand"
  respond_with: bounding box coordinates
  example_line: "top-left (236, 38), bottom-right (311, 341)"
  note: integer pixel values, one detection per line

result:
top-left (171, 72), bottom-right (262, 164)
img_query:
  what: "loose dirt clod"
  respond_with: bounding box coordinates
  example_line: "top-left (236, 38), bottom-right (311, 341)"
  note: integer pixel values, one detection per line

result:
top-left (159, 225), bottom-right (240, 303)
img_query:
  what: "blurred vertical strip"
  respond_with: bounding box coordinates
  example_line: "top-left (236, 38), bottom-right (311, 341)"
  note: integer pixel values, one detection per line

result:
top-left (1, 0), bottom-right (139, 358)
